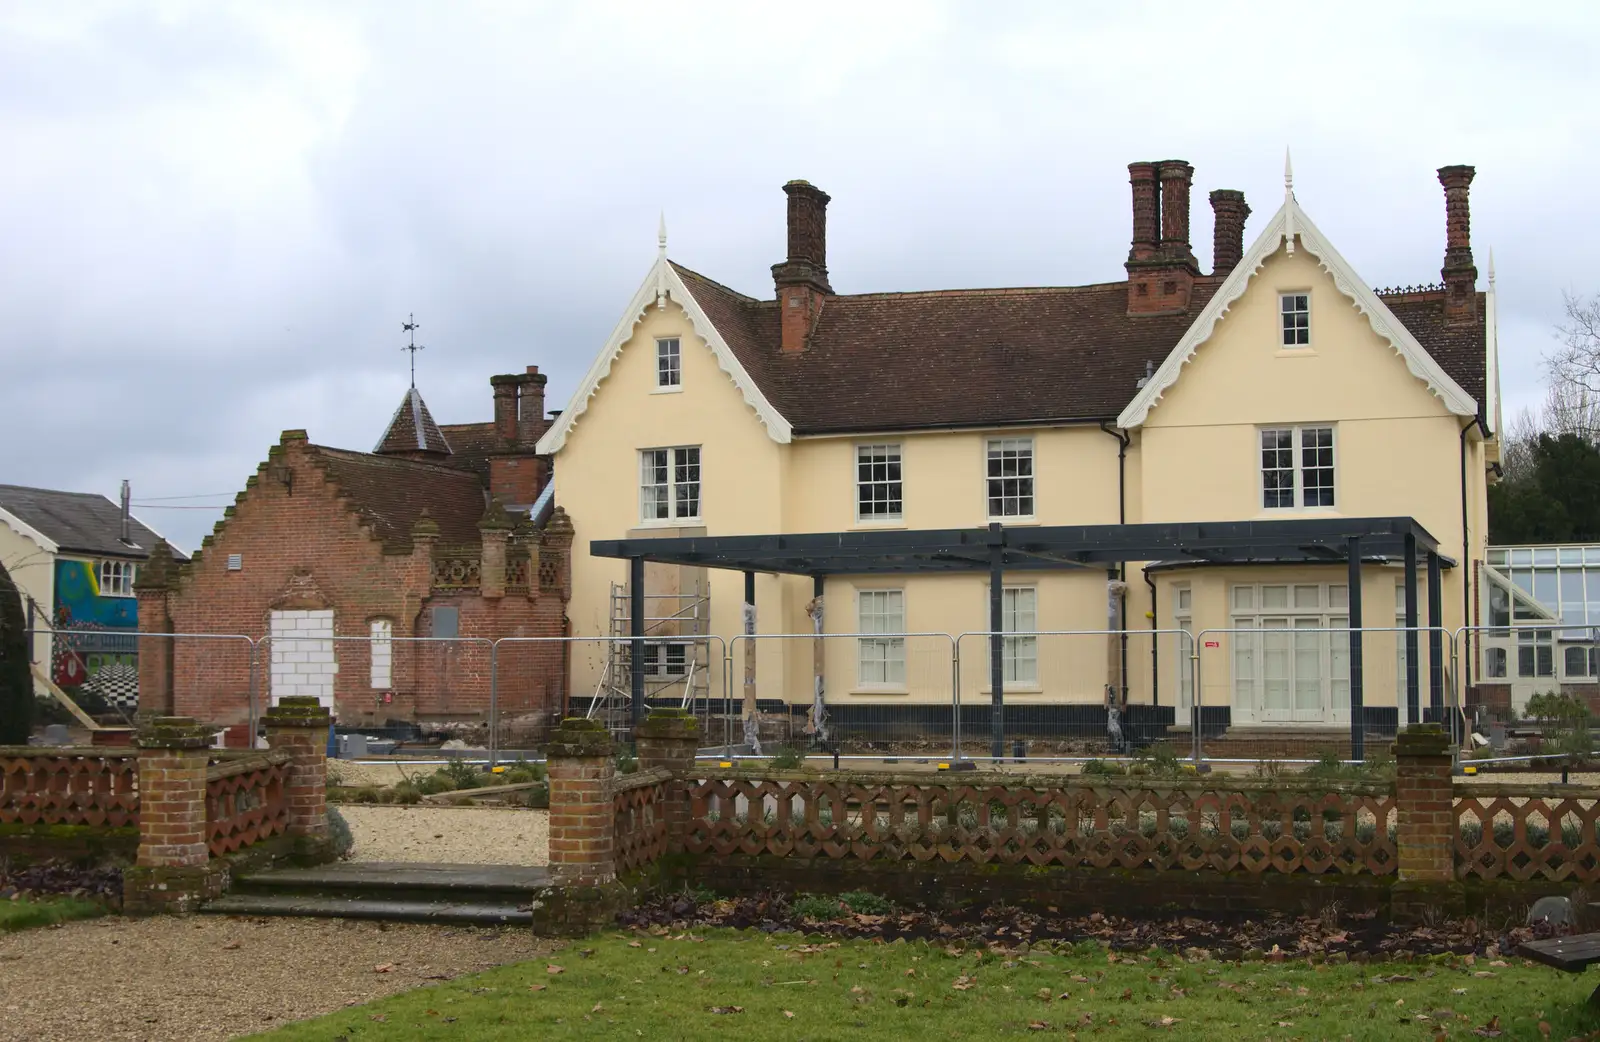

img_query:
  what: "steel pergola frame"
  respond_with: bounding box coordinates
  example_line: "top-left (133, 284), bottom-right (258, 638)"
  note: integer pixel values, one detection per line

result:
top-left (591, 517), bottom-right (1455, 759)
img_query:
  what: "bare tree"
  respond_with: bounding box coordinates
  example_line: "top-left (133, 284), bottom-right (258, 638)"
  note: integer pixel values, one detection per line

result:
top-left (1500, 404), bottom-right (1540, 484)
top-left (1548, 291), bottom-right (1600, 405)
top-left (1542, 379), bottom-right (1600, 443)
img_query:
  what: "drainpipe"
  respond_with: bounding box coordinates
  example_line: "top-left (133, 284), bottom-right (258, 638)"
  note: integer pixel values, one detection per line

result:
top-left (1099, 422), bottom-right (1131, 702)
top-left (1460, 418), bottom-right (1478, 690)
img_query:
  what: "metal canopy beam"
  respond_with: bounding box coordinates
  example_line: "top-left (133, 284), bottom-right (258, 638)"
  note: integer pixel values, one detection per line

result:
top-left (592, 517), bottom-right (1450, 577)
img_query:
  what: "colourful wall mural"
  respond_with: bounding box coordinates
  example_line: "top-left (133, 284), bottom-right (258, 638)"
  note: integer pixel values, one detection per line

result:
top-left (52, 559), bottom-right (139, 709)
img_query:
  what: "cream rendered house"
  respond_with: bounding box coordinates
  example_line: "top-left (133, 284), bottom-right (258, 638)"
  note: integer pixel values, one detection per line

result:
top-left (538, 157), bottom-right (1499, 754)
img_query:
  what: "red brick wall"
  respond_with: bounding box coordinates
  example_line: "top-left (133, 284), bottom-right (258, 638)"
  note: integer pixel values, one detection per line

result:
top-left (149, 434), bottom-right (567, 732)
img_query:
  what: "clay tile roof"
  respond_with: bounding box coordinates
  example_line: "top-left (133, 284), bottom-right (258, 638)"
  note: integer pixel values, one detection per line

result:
top-left (435, 421), bottom-right (497, 481)
top-left (674, 263), bottom-right (1489, 433)
top-left (375, 387), bottom-right (452, 456)
top-left (1377, 290), bottom-right (1488, 421)
top-left (310, 447), bottom-right (485, 548)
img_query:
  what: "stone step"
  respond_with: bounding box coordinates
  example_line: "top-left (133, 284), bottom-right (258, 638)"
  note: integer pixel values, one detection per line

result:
top-left (230, 861), bottom-right (550, 900)
top-left (201, 891), bottom-right (533, 926)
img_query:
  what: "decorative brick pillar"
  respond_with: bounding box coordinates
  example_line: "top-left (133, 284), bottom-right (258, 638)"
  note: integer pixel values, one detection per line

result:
top-left (1395, 723), bottom-right (1455, 883)
top-left (264, 696), bottom-right (331, 847)
top-left (478, 498), bottom-right (512, 601)
top-left (636, 708), bottom-right (699, 852)
top-left (546, 717), bottom-right (616, 887)
top-left (133, 541), bottom-right (177, 718)
top-left (123, 716), bottom-right (222, 914)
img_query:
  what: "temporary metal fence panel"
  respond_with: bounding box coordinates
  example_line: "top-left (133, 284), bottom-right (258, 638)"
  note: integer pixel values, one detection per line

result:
top-left (493, 634), bottom-right (730, 758)
top-left (951, 629), bottom-right (1190, 762)
top-left (256, 633), bottom-right (493, 752)
top-left (1191, 626), bottom-right (1457, 765)
top-left (726, 631), bottom-right (958, 758)
top-left (1454, 623), bottom-right (1600, 766)
top-left (39, 628), bottom-right (257, 741)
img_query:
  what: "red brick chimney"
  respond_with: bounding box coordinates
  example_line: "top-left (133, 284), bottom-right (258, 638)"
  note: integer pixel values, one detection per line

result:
top-left (1438, 165), bottom-right (1478, 325)
top-left (518, 366), bottom-right (546, 445)
top-left (492, 374), bottom-right (519, 443)
top-left (771, 180), bottom-right (832, 352)
top-left (1209, 189), bottom-right (1250, 276)
top-left (1126, 160), bottom-right (1200, 314)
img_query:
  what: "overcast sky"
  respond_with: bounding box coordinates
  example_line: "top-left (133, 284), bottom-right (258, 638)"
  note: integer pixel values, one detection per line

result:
top-left (2, 1), bottom-right (1593, 552)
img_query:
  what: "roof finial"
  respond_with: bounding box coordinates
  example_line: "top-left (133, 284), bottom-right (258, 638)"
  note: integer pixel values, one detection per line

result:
top-left (654, 212), bottom-right (669, 309)
top-left (401, 313), bottom-right (424, 388)
top-left (1283, 147), bottom-right (1296, 256)
top-left (1488, 247), bottom-right (1496, 287)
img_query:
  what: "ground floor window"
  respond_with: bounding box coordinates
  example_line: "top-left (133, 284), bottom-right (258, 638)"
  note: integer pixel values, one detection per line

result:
top-left (643, 641), bottom-right (690, 677)
top-left (369, 618), bottom-right (392, 689)
top-left (990, 586), bottom-right (1037, 684)
top-left (1173, 585), bottom-right (1194, 710)
top-left (857, 589), bottom-right (905, 686)
top-left (1230, 583), bottom-right (1348, 722)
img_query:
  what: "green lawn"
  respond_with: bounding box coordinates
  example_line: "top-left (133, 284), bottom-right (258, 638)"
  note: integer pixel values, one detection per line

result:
top-left (247, 929), bottom-right (1600, 1041)
top-left (0, 894), bottom-right (105, 932)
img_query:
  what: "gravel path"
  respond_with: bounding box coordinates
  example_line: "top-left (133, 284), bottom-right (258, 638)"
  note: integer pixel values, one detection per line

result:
top-left (0, 915), bottom-right (553, 1042)
top-left (339, 805), bottom-right (548, 865)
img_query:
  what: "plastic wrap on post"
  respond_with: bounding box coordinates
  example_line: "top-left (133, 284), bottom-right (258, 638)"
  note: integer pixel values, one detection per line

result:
top-left (741, 601), bottom-right (760, 755)
top-left (805, 594), bottom-right (829, 745)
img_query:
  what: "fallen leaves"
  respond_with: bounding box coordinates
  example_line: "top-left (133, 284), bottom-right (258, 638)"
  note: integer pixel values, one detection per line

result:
top-left (546, 965), bottom-right (565, 975)
top-left (1473, 1015), bottom-right (1503, 1038)
top-left (707, 1006), bottom-right (745, 1015)
top-left (952, 975), bottom-right (977, 991)
top-left (373, 963), bottom-right (394, 974)
top-left (782, 1010), bottom-right (795, 1019)
top-left (528, 984), bottom-right (547, 992)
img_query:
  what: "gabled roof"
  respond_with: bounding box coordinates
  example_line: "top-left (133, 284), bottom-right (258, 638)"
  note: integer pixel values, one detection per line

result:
top-left (1117, 194), bottom-right (1479, 428)
top-left (542, 180), bottom-right (1488, 447)
top-left (0, 484), bottom-right (178, 559)
top-left (375, 387), bottom-right (453, 456)
top-left (310, 447), bottom-right (485, 548)
top-left (536, 257), bottom-right (793, 454)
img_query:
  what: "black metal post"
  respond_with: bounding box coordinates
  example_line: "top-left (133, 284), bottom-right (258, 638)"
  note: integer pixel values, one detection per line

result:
top-left (989, 523), bottom-right (1005, 762)
top-left (1347, 537), bottom-right (1365, 761)
top-left (630, 556), bottom-right (646, 728)
top-left (1403, 532), bottom-right (1419, 728)
top-left (1427, 550), bottom-right (1444, 723)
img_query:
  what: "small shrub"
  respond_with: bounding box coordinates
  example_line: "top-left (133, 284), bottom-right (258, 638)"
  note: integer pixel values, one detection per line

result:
top-left (616, 750), bottom-right (639, 776)
top-left (1081, 759), bottom-right (1126, 777)
top-left (389, 781), bottom-right (423, 805)
top-left (524, 782), bottom-right (550, 809)
top-left (417, 773), bottom-right (455, 796)
top-left (327, 805), bottom-right (356, 860)
top-left (352, 786), bottom-right (381, 804)
top-left (504, 767), bottom-right (540, 785)
top-left (768, 746), bottom-right (805, 770)
top-left (441, 759), bottom-right (483, 790)
top-left (792, 894), bottom-right (844, 921)
top-left (838, 891), bottom-right (893, 915)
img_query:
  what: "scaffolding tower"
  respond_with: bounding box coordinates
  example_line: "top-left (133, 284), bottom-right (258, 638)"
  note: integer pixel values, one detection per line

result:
top-left (589, 580), bottom-right (715, 741)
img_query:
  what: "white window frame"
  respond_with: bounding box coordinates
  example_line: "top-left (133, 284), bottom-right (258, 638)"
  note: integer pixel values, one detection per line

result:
top-left (1173, 584), bottom-right (1194, 711)
top-left (856, 443), bottom-right (904, 522)
top-left (1259, 425), bottom-right (1336, 511)
top-left (654, 337), bottom-right (682, 391)
top-left (985, 437), bottom-right (1035, 520)
top-left (1280, 291), bottom-right (1311, 347)
top-left (369, 618), bottom-right (393, 689)
top-left (985, 585), bottom-right (1038, 687)
top-left (1229, 582), bottom-right (1350, 724)
top-left (856, 589), bottom-right (906, 688)
top-left (639, 446), bottom-right (702, 523)
top-left (643, 641), bottom-right (690, 677)
top-left (98, 559), bottom-right (136, 597)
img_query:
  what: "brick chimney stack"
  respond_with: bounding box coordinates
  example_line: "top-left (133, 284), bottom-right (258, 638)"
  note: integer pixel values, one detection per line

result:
top-left (1126, 159), bottom-right (1199, 315)
top-left (771, 180), bottom-right (832, 353)
top-left (1438, 165), bottom-right (1479, 325)
top-left (491, 375), bottom-right (520, 443)
top-left (518, 366), bottom-right (546, 445)
top-left (1209, 189), bottom-right (1251, 276)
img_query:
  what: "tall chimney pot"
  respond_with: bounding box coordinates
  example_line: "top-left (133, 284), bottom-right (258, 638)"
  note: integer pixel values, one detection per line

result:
top-left (772, 180), bottom-right (833, 352)
top-left (1127, 162), bottom-right (1159, 262)
top-left (1157, 161), bottom-right (1196, 264)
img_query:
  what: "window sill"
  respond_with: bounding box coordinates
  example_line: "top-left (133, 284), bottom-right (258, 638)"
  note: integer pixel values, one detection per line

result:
top-left (979, 686), bottom-right (1044, 695)
top-left (853, 519), bottom-right (907, 530)
top-left (650, 385), bottom-right (684, 395)
top-left (988, 517), bottom-right (1040, 526)
top-left (1255, 508), bottom-right (1341, 520)
top-left (849, 687), bottom-right (911, 696)
top-left (633, 518), bottom-right (703, 529)
top-left (1275, 348), bottom-right (1317, 357)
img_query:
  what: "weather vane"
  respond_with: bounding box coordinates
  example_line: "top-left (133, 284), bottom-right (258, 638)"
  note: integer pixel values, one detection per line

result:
top-left (401, 313), bottom-right (424, 388)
